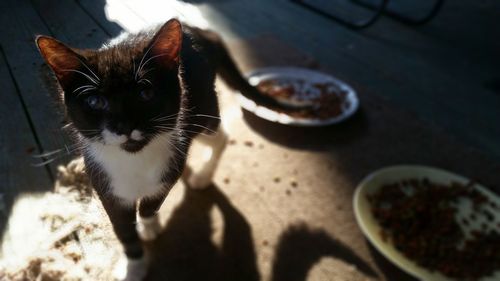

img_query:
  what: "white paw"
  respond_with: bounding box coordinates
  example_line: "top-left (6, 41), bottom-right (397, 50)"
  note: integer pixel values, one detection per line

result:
top-left (187, 169), bottom-right (213, 189)
top-left (136, 214), bottom-right (162, 241)
top-left (114, 256), bottom-right (148, 281)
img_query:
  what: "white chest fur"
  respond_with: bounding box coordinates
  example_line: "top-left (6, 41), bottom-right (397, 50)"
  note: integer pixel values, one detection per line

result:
top-left (87, 133), bottom-right (175, 204)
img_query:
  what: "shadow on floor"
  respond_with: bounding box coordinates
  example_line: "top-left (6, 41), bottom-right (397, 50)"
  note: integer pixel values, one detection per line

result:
top-left (271, 224), bottom-right (377, 281)
top-left (242, 107), bottom-right (369, 152)
top-left (146, 184), bottom-right (377, 281)
top-left (146, 184), bottom-right (260, 281)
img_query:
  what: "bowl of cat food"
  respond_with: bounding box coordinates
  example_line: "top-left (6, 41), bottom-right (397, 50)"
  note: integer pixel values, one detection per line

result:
top-left (238, 67), bottom-right (359, 126)
top-left (354, 165), bottom-right (500, 281)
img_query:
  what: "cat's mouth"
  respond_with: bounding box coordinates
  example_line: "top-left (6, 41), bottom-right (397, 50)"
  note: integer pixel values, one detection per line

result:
top-left (121, 139), bottom-right (147, 153)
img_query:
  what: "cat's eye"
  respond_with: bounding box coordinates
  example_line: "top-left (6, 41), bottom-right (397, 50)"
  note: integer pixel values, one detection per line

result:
top-left (139, 89), bottom-right (154, 101)
top-left (86, 95), bottom-right (108, 110)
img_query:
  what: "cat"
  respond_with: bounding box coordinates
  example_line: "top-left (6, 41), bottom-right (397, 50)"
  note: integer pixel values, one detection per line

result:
top-left (36, 19), bottom-right (282, 281)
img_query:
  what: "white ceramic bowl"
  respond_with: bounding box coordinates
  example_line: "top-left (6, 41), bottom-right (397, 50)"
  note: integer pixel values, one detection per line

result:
top-left (237, 67), bottom-right (359, 126)
top-left (354, 165), bottom-right (500, 281)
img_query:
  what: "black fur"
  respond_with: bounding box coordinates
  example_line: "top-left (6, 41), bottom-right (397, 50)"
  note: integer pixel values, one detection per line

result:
top-left (36, 19), bottom-right (270, 264)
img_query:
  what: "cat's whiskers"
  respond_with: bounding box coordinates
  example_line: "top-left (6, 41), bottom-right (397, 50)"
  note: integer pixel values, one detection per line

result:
top-left (148, 112), bottom-right (171, 123)
top-left (165, 137), bottom-right (187, 158)
top-left (31, 139), bottom-right (93, 167)
top-left (76, 87), bottom-right (98, 97)
top-left (185, 123), bottom-right (216, 134)
top-left (32, 157), bottom-right (58, 167)
top-left (152, 117), bottom-right (178, 123)
top-left (139, 67), bottom-right (155, 79)
top-left (135, 40), bottom-right (158, 81)
top-left (136, 53), bottom-right (169, 79)
top-left (73, 85), bottom-right (97, 94)
top-left (153, 125), bottom-right (211, 137)
top-left (190, 114), bottom-right (221, 120)
top-left (32, 141), bottom-right (85, 159)
top-left (138, 78), bottom-right (152, 87)
top-left (77, 58), bottom-right (101, 83)
top-left (62, 69), bottom-right (99, 86)
top-left (151, 113), bottom-right (220, 125)
top-left (32, 148), bottom-right (66, 159)
top-left (151, 112), bottom-right (180, 122)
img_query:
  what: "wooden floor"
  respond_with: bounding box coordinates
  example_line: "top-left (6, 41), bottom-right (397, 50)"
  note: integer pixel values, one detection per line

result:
top-left (1, 0), bottom-right (499, 251)
top-left (1, 0), bottom-right (500, 279)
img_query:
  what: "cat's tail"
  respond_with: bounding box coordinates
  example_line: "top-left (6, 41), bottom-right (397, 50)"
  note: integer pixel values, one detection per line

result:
top-left (213, 43), bottom-right (284, 108)
top-left (192, 28), bottom-right (285, 109)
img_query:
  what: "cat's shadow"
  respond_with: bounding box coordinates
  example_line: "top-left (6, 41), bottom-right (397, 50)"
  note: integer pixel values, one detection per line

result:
top-left (145, 184), bottom-right (377, 281)
top-left (145, 184), bottom-right (260, 281)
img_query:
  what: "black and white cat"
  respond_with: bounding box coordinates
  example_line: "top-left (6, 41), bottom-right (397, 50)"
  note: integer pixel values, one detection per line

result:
top-left (36, 19), bottom-right (280, 281)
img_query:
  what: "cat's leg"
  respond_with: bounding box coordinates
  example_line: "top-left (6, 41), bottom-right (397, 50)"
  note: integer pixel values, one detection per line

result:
top-left (136, 195), bottom-right (167, 241)
top-left (185, 126), bottom-right (228, 189)
top-left (99, 199), bottom-right (147, 281)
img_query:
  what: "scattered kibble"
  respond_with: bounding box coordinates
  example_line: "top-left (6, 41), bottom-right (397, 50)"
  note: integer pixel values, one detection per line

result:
top-left (223, 177), bottom-right (230, 184)
top-left (262, 240), bottom-right (269, 246)
top-left (244, 141), bottom-right (254, 147)
top-left (290, 180), bottom-right (298, 188)
top-left (273, 177), bottom-right (281, 183)
top-left (285, 190), bottom-right (291, 196)
top-left (229, 139), bottom-right (237, 145)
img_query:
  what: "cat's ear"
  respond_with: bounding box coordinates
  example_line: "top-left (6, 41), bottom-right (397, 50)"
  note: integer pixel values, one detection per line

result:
top-left (148, 19), bottom-right (183, 68)
top-left (36, 35), bottom-right (84, 88)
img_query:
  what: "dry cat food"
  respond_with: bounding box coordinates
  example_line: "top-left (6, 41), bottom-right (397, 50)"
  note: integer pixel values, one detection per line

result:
top-left (256, 79), bottom-right (348, 119)
top-left (367, 179), bottom-right (500, 280)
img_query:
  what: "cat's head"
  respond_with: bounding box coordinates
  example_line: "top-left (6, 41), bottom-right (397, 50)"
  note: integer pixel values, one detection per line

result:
top-left (36, 19), bottom-right (183, 153)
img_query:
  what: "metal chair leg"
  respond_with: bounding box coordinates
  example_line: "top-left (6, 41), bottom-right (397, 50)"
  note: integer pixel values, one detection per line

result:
top-left (290, 0), bottom-right (389, 30)
top-left (351, 0), bottom-right (445, 25)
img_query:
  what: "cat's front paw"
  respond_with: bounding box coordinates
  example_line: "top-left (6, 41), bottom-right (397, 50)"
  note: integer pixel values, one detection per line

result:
top-left (182, 165), bottom-right (213, 190)
top-left (114, 256), bottom-right (148, 281)
top-left (186, 169), bottom-right (213, 189)
top-left (136, 214), bottom-right (162, 241)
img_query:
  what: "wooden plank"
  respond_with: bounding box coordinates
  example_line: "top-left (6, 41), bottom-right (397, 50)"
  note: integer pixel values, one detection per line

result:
top-left (0, 48), bottom-right (52, 238)
top-left (30, 0), bottom-right (110, 49)
top-left (0, 0), bottom-right (72, 174)
top-left (75, 0), bottom-right (124, 37)
top-left (77, 0), bottom-right (146, 33)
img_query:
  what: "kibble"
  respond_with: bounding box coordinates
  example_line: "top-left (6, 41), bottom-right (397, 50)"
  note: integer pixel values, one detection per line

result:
top-left (368, 179), bottom-right (500, 280)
